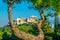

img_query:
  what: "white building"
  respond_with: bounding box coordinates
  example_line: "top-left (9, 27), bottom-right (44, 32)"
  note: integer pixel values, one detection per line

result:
top-left (15, 16), bottom-right (38, 25)
top-left (16, 17), bottom-right (26, 25)
top-left (27, 16), bottom-right (37, 23)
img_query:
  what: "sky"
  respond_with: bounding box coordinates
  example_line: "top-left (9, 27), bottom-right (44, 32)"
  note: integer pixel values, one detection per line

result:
top-left (0, 0), bottom-right (56, 27)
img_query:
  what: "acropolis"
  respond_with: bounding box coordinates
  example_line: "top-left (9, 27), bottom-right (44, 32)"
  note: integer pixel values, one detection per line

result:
top-left (14, 16), bottom-right (38, 25)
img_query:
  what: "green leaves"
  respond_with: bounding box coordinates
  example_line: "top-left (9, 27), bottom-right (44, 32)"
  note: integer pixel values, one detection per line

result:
top-left (28, 0), bottom-right (50, 10)
top-left (50, 0), bottom-right (60, 12)
top-left (16, 23), bottom-right (39, 36)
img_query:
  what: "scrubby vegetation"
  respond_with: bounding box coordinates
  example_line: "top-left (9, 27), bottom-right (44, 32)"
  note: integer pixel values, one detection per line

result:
top-left (0, 22), bottom-right (60, 40)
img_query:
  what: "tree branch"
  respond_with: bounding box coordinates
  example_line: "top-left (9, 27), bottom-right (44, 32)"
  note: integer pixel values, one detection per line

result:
top-left (12, 27), bottom-right (38, 40)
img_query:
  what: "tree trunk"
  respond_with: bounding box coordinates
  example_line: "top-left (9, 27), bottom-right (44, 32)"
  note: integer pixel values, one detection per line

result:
top-left (8, 4), bottom-right (14, 28)
top-left (54, 14), bottom-right (58, 33)
top-left (36, 10), bottom-right (44, 40)
top-left (12, 27), bottom-right (39, 40)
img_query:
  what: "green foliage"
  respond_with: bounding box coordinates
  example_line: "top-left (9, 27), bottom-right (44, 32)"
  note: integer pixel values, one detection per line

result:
top-left (42, 17), bottom-right (54, 40)
top-left (11, 33), bottom-right (23, 40)
top-left (0, 26), bottom-right (23, 40)
top-left (0, 22), bottom-right (60, 40)
top-left (0, 31), bottom-right (3, 40)
top-left (49, 0), bottom-right (60, 12)
top-left (17, 22), bottom-right (39, 36)
top-left (57, 24), bottom-right (60, 35)
top-left (28, 0), bottom-right (50, 11)
top-left (57, 27), bottom-right (60, 34)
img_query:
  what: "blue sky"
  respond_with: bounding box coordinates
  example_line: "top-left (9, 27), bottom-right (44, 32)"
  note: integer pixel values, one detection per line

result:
top-left (0, 0), bottom-right (55, 27)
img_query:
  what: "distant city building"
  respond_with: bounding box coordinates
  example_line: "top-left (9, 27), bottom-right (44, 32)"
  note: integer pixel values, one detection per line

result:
top-left (16, 17), bottom-right (26, 25)
top-left (27, 16), bottom-right (37, 23)
top-left (12, 16), bottom-right (38, 25)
